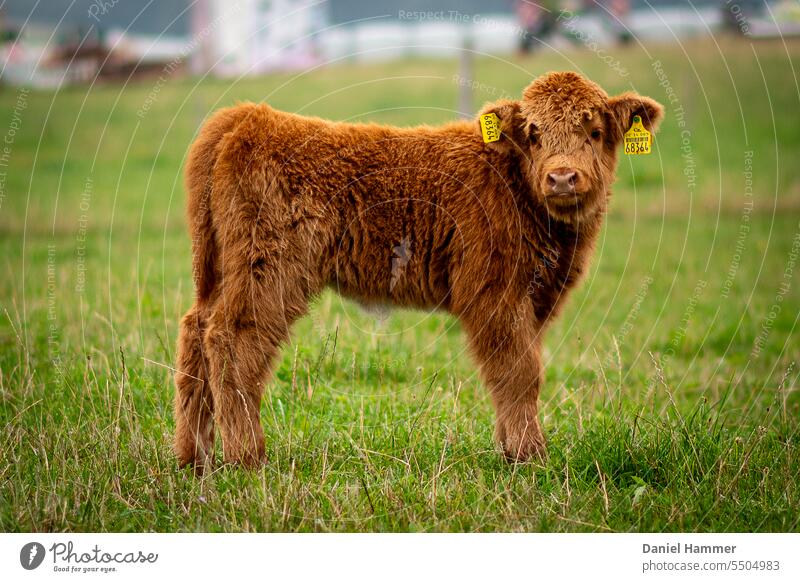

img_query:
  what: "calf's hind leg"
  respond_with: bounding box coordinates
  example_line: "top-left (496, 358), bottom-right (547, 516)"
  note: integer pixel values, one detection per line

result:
top-left (204, 252), bottom-right (311, 467)
top-left (174, 303), bottom-right (216, 471)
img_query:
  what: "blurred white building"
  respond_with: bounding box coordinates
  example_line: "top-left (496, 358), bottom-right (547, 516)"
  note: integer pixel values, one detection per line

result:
top-left (3, 0), bottom-right (794, 87)
top-left (188, 0), bottom-right (735, 76)
top-left (192, 0), bottom-right (327, 77)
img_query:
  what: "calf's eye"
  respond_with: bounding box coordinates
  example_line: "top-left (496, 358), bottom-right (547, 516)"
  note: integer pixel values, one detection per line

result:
top-left (591, 129), bottom-right (602, 140)
top-left (528, 125), bottom-right (538, 145)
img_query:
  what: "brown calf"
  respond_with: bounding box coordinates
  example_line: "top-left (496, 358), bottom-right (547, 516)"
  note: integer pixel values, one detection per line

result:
top-left (174, 71), bottom-right (664, 470)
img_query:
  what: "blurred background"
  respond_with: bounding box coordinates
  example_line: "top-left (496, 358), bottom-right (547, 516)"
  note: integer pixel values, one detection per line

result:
top-left (1, 1), bottom-right (799, 87)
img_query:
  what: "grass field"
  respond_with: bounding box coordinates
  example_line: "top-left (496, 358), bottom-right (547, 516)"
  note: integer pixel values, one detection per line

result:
top-left (1, 36), bottom-right (799, 532)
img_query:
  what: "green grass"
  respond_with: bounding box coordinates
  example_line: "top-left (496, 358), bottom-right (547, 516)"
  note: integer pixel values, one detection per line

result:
top-left (1, 37), bottom-right (799, 532)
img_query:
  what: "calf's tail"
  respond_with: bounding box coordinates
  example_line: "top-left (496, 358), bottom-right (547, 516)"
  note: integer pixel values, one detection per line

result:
top-left (184, 103), bottom-right (257, 302)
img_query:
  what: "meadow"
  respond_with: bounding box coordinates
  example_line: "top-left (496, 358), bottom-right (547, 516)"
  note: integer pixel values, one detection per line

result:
top-left (0, 36), bottom-right (798, 532)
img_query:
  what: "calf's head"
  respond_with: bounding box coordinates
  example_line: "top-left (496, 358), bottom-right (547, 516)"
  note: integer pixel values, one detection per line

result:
top-left (478, 71), bottom-right (664, 223)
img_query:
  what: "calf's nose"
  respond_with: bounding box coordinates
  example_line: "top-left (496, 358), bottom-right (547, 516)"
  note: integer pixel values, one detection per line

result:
top-left (547, 169), bottom-right (577, 194)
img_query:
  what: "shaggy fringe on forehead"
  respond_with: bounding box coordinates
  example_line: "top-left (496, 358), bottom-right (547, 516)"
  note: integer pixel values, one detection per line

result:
top-left (521, 71), bottom-right (609, 126)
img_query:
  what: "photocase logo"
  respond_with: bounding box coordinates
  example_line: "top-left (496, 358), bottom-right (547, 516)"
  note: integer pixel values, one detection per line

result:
top-left (20, 542), bottom-right (46, 570)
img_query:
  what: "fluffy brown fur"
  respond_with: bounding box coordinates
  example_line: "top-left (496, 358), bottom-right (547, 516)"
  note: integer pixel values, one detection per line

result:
top-left (174, 71), bottom-right (664, 470)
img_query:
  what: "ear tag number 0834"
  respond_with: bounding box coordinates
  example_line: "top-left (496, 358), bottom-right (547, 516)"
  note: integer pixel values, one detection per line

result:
top-left (481, 113), bottom-right (501, 143)
top-left (624, 115), bottom-right (652, 155)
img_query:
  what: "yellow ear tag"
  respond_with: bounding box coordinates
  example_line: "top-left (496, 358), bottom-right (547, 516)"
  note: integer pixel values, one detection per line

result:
top-left (480, 113), bottom-right (501, 143)
top-left (624, 115), bottom-right (652, 155)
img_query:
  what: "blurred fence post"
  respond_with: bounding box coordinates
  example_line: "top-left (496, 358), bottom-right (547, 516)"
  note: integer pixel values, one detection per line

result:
top-left (190, 0), bottom-right (212, 76)
top-left (458, 27), bottom-right (474, 119)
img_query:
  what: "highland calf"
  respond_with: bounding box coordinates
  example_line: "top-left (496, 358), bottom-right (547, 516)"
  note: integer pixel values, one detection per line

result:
top-left (174, 71), bottom-right (664, 470)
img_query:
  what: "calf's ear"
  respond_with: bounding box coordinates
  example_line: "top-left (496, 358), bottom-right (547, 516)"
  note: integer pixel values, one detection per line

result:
top-left (476, 99), bottom-right (521, 151)
top-left (607, 92), bottom-right (664, 145)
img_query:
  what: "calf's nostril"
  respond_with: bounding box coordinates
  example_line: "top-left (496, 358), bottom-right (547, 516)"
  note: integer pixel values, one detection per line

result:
top-left (548, 170), bottom-right (578, 192)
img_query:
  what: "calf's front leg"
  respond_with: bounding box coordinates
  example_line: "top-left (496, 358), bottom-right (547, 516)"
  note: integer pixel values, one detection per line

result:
top-left (463, 309), bottom-right (546, 462)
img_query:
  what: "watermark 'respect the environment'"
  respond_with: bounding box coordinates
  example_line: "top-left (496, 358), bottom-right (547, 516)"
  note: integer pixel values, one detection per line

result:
top-left (720, 150), bottom-right (754, 299)
top-left (136, 4), bottom-right (242, 119)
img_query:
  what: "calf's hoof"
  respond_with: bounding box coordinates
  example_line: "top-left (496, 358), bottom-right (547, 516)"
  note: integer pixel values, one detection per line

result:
top-left (222, 442), bottom-right (267, 469)
top-left (175, 438), bottom-right (215, 475)
top-left (496, 420), bottom-right (547, 463)
top-left (501, 438), bottom-right (547, 463)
